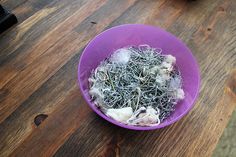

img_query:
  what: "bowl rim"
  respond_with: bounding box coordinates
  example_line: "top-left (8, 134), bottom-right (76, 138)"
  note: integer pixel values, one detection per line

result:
top-left (78, 24), bottom-right (201, 130)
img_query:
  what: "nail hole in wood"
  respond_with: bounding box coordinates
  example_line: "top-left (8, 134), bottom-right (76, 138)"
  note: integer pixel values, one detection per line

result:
top-left (34, 114), bottom-right (48, 126)
top-left (207, 28), bottom-right (212, 31)
top-left (91, 21), bottom-right (97, 24)
top-left (218, 7), bottom-right (225, 12)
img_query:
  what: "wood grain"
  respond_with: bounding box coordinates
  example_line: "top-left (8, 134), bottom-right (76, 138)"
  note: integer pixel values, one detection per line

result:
top-left (0, 0), bottom-right (107, 122)
top-left (0, 0), bottom-right (236, 156)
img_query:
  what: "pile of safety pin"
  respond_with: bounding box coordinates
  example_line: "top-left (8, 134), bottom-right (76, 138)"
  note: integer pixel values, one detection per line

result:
top-left (89, 45), bottom-right (184, 126)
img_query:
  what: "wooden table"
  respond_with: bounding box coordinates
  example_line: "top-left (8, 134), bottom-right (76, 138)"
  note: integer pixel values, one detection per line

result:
top-left (0, 0), bottom-right (236, 156)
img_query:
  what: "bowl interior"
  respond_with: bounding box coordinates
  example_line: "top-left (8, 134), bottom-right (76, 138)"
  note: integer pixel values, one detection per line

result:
top-left (78, 24), bottom-right (200, 130)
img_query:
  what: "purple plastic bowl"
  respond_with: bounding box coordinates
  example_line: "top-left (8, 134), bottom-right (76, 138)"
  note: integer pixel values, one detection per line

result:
top-left (78, 24), bottom-right (200, 130)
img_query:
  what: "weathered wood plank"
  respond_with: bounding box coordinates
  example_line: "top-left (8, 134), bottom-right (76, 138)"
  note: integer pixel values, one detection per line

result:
top-left (0, 0), bottom-right (60, 59)
top-left (0, 0), bottom-right (107, 123)
top-left (0, 53), bottom-right (80, 157)
top-left (9, 88), bottom-right (89, 157)
top-left (0, 0), bottom-right (104, 89)
top-left (0, 0), bottom-right (88, 66)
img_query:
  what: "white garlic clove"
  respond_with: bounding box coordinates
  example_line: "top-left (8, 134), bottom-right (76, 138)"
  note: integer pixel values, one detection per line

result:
top-left (106, 107), bottom-right (133, 123)
top-left (159, 69), bottom-right (171, 80)
top-left (127, 106), bottom-right (160, 126)
top-left (165, 54), bottom-right (176, 64)
top-left (128, 107), bottom-right (146, 120)
top-left (174, 89), bottom-right (185, 100)
top-left (110, 48), bottom-right (131, 64)
top-left (161, 61), bottom-right (173, 72)
top-left (89, 87), bottom-right (104, 99)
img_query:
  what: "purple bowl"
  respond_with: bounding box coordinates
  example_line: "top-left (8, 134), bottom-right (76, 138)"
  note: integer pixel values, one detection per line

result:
top-left (78, 24), bottom-right (200, 130)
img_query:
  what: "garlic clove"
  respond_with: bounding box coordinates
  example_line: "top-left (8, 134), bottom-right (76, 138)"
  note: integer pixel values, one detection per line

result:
top-left (110, 48), bottom-right (131, 64)
top-left (127, 106), bottom-right (160, 126)
top-left (106, 107), bottom-right (133, 123)
top-left (89, 87), bottom-right (104, 99)
top-left (161, 61), bottom-right (173, 72)
top-left (175, 89), bottom-right (185, 100)
top-left (165, 54), bottom-right (176, 64)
